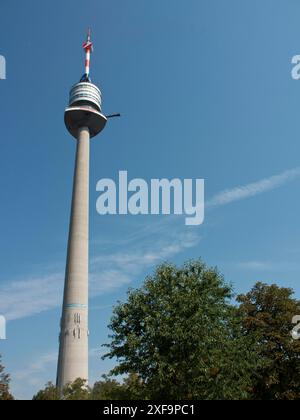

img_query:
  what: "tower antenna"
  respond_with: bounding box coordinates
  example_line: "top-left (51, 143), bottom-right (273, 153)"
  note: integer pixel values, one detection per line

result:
top-left (81, 29), bottom-right (93, 82)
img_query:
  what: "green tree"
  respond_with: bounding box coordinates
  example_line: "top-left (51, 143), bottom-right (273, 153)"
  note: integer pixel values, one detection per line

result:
top-left (62, 378), bottom-right (90, 400)
top-left (33, 375), bottom-right (145, 400)
top-left (33, 378), bottom-right (90, 400)
top-left (103, 260), bottom-right (256, 400)
top-left (237, 282), bottom-right (300, 400)
top-left (91, 373), bottom-right (147, 400)
top-left (32, 382), bottom-right (59, 400)
top-left (121, 373), bottom-right (147, 400)
top-left (91, 375), bottom-right (127, 400)
top-left (0, 355), bottom-right (14, 400)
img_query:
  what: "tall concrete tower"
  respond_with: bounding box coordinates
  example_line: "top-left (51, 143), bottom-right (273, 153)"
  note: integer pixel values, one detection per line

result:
top-left (56, 31), bottom-right (119, 391)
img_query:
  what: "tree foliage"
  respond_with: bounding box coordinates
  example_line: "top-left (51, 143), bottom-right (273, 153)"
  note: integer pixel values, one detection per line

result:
top-left (237, 282), bottom-right (300, 400)
top-left (91, 376), bottom-right (126, 400)
top-left (33, 378), bottom-right (90, 400)
top-left (31, 261), bottom-right (300, 400)
top-left (62, 378), bottom-right (90, 400)
top-left (32, 381), bottom-right (59, 400)
top-left (0, 355), bottom-right (14, 400)
top-left (91, 373), bottom-right (145, 400)
top-left (33, 375), bottom-right (144, 400)
top-left (103, 260), bottom-right (257, 399)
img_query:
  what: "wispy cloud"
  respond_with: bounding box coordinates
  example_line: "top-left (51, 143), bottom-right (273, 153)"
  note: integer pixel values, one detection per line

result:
top-left (2, 167), bottom-right (300, 322)
top-left (234, 261), bottom-right (274, 271)
top-left (0, 274), bottom-right (63, 321)
top-left (233, 260), bottom-right (300, 272)
top-left (13, 351), bottom-right (57, 384)
top-left (90, 230), bottom-right (199, 294)
top-left (10, 350), bottom-right (58, 399)
top-left (11, 347), bottom-right (107, 399)
top-left (0, 231), bottom-right (199, 321)
top-left (207, 167), bottom-right (300, 208)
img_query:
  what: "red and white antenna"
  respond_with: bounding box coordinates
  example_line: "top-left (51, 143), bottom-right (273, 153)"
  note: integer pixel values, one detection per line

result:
top-left (82, 29), bottom-right (93, 80)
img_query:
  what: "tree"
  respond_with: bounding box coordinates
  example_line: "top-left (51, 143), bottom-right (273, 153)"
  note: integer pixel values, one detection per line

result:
top-left (91, 375), bottom-right (126, 400)
top-left (91, 374), bottom-right (145, 400)
top-left (33, 375), bottom-right (144, 400)
top-left (32, 382), bottom-right (59, 400)
top-left (0, 355), bottom-right (14, 400)
top-left (103, 260), bottom-right (257, 400)
top-left (62, 378), bottom-right (90, 400)
top-left (33, 378), bottom-right (90, 400)
top-left (237, 282), bottom-right (300, 400)
top-left (121, 373), bottom-right (147, 400)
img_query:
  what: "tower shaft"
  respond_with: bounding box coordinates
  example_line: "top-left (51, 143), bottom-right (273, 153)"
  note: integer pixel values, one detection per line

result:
top-left (57, 126), bottom-right (90, 390)
top-left (57, 30), bottom-right (116, 393)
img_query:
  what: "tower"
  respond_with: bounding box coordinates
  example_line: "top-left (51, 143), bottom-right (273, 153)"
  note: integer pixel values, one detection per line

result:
top-left (56, 31), bottom-right (119, 391)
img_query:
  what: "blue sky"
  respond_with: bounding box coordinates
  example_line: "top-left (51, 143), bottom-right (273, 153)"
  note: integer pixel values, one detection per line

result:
top-left (1, 0), bottom-right (300, 399)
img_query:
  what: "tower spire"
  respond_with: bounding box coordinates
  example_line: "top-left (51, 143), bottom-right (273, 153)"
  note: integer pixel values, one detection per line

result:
top-left (81, 29), bottom-right (93, 82)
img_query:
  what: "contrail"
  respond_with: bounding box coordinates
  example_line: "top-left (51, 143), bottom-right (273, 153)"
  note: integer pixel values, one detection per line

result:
top-left (207, 167), bottom-right (300, 208)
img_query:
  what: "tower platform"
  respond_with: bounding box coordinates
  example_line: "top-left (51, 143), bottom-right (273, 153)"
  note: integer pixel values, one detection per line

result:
top-left (64, 81), bottom-right (107, 138)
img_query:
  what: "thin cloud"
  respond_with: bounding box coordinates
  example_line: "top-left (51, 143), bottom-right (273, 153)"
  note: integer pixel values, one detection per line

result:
top-left (11, 348), bottom-right (107, 399)
top-left (90, 231), bottom-right (200, 295)
top-left (0, 274), bottom-right (63, 321)
top-left (207, 167), bottom-right (300, 208)
top-left (2, 167), bottom-right (300, 322)
top-left (234, 261), bottom-right (274, 271)
top-left (233, 260), bottom-right (300, 272)
top-left (11, 350), bottom-right (58, 399)
top-left (0, 231), bottom-right (200, 321)
top-left (13, 351), bottom-right (57, 382)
